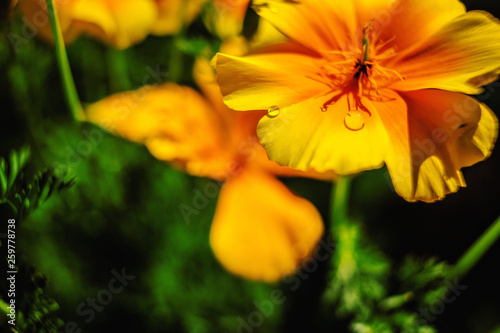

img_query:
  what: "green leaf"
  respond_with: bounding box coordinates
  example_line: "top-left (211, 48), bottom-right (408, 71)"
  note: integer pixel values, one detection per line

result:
top-left (0, 167), bottom-right (7, 197)
top-left (8, 149), bottom-right (19, 189)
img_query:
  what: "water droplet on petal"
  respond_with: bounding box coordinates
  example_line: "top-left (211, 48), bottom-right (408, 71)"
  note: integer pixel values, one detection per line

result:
top-left (344, 111), bottom-right (365, 131)
top-left (267, 105), bottom-right (280, 117)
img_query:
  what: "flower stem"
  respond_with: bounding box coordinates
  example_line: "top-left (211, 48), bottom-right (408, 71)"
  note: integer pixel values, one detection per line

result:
top-left (331, 176), bottom-right (352, 228)
top-left (449, 215), bottom-right (500, 280)
top-left (46, 0), bottom-right (83, 121)
top-left (0, 299), bottom-right (9, 315)
top-left (169, 1), bottom-right (189, 82)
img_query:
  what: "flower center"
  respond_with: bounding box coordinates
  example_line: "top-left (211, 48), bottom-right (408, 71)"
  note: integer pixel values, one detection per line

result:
top-left (313, 22), bottom-right (404, 113)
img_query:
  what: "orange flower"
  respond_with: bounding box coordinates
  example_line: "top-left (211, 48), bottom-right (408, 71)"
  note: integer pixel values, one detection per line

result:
top-left (17, 0), bottom-right (205, 48)
top-left (85, 44), bottom-right (330, 281)
top-left (214, 0), bottom-right (500, 202)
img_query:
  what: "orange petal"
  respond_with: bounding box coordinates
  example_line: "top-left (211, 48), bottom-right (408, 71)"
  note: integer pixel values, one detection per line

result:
top-left (252, 0), bottom-right (462, 53)
top-left (389, 11), bottom-right (500, 95)
top-left (256, 93), bottom-right (389, 174)
top-left (85, 84), bottom-right (233, 178)
top-left (373, 89), bottom-right (498, 202)
top-left (214, 43), bottom-right (326, 111)
top-left (360, 0), bottom-right (465, 53)
top-left (209, 169), bottom-right (324, 282)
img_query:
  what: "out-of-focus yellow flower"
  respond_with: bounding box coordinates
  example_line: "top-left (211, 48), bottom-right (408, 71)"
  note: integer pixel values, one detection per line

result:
top-left (151, 0), bottom-right (206, 35)
top-left (85, 40), bottom-right (331, 282)
top-left (203, 0), bottom-right (251, 39)
top-left (214, 0), bottom-right (500, 202)
top-left (18, 0), bottom-right (158, 49)
top-left (17, 0), bottom-right (207, 48)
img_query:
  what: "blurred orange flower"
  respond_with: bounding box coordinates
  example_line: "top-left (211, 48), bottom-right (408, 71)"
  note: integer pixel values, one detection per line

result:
top-left (85, 41), bottom-right (331, 281)
top-left (214, 0), bottom-right (500, 202)
top-left (18, 0), bottom-right (205, 49)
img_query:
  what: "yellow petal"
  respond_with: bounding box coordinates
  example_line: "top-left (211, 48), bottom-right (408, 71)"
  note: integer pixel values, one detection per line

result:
top-left (85, 84), bottom-right (233, 178)
top-left (210, 169), bottom-right (324, 282)
top-left (375, 90), bottom-right (498, 202)
top-left (215, 44), bottom-right (326, 111)
top-left (250, 17), bottom-right (288, 49)
top-left (19, 0), bottom-right (157, 48)
top-left (257, 93), bottom-right (389, 174)
top-left (390, 11), bottom-right (500, 94)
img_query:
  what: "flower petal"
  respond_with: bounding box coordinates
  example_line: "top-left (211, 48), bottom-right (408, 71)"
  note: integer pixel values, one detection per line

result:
top-left (374, 89), bottom-right (498, 202)
top-left (85, 84), bottom-right (233, 178)
top-left (252, 0), bottom-right (464, 53)
top-left (71, 0), bottom-right (157, 49)
top-left (214, 43), bottom-right (326, 111)
top-left (209, 169), bottom-right (324, 282)
top-left (257, 94), bottom-right (389, 174)
top-left (151, 0), bottom-right (205, 35)
top-left (203, 0), bottom-right (251, 39)
top-left (389, 11), bottom-right (500, 94)
top-left (366, 0), bottom-right (465, 52)
top-left (252, 0), bottom-right (357, 52)
top-left (18, 0), bottom-right (79, 44)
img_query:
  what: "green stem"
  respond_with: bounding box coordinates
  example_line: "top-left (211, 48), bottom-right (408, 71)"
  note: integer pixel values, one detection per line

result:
top-left (449, 215), bottom-right (500, 280)
top-left (0, 298), bottom-right (9, 315)
top-left (169, 0), bottom-right (189, 82)
top-left (46, 0), bottom-right (83, 121)
top-left (331, 176), bottom-right (352, 228)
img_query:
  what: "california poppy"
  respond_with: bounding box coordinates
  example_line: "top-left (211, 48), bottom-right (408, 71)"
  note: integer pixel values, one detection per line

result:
top-left (85, 40), bottom-right (329, 281)
top-left (214, 0), bottom-right (500, 202)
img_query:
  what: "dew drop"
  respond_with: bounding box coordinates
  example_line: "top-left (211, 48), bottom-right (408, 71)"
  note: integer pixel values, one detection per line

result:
top-left (267, 105), bottom-right (280, 117)
top-left (344, 111), bottom-right (365, 131)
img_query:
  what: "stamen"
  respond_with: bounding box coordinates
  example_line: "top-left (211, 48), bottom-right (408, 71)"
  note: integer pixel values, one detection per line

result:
top-left (309, 21), bottom-right (403, 108)
top-left (361, 20), bottom-right (374, 63)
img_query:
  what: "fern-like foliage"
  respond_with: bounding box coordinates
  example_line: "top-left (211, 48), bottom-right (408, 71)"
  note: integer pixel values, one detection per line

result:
top-left (0, 147), bottom-right (75, 221)
top-left (322, 216), bottom-right (456, 333)
top-left (1, 262), bottom-right (64, 333)
top-left (0, 147), bottom-right (74, 332)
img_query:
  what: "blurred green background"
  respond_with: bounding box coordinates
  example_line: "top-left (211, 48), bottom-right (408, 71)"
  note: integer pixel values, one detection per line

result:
top-left (1, 1), bottom-right (500, 332)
